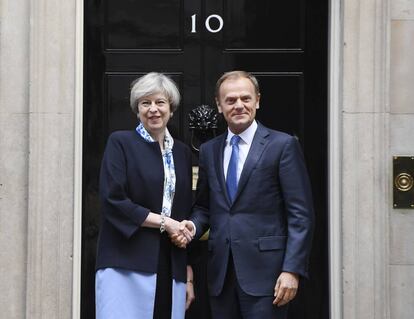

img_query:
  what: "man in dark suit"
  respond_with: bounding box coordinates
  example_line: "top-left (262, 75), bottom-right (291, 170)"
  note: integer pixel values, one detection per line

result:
top-left (177, 71), bottom-right (314, 318)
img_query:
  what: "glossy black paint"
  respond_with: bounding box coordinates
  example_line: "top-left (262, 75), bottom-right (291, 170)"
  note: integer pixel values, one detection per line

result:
top-left (83, 0), bottom-right (328, 318)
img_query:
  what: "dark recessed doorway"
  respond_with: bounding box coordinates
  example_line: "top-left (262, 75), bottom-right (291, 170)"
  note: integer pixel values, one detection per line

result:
top-left (82, 0), bottom-right (328, 318)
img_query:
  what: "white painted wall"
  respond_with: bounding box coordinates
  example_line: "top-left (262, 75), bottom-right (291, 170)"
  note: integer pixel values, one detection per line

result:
top-left (341, 0), bottom-right (414, 318)
top-left (341, 0), bottom-right (390, 318)
top-left (0, 0), bottom-right (77, 318)
top-left (25, 0), bottom-right (76, 318)
top-left (0, 0), bottom-right (30, 318)
top-left (389, 1), bottom-right (414, 318)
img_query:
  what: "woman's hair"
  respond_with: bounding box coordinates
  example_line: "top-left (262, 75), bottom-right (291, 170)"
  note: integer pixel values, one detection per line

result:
top-left (130, 72), bottom-right (181, 114)
top-left (215, 71), bottom-right (260, 99)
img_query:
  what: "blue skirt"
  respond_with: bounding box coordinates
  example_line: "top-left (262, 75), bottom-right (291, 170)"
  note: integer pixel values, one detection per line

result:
top-left (96, 268), bottom-right (186, 319)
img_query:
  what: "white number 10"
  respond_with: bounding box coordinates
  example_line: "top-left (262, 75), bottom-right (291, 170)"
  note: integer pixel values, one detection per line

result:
top-left (191, 14), bottom-right (224, 33)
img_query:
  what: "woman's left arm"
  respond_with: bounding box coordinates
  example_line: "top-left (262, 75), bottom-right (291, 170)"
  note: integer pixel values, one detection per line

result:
top-left (186, 265), bottom-right (195, 310)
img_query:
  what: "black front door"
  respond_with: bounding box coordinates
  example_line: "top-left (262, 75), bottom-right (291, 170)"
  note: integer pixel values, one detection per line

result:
top-left (82, 0), bottom-right (328, 318)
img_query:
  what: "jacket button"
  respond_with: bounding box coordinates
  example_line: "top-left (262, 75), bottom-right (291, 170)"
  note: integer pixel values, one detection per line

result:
top-left (225, 238), bottom-right (229, 244)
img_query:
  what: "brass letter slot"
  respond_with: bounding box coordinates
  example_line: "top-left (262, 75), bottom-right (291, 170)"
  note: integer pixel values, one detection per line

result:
top-left (192, 166), bottom-right (199, 191)
top-left (393, 156), bottom-right (414, 208)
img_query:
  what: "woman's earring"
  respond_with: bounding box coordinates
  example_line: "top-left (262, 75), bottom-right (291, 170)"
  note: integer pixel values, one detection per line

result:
top-left (170, 112), bottom-right (174, 118)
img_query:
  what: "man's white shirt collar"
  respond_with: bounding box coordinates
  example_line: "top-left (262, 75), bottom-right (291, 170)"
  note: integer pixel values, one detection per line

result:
top-left (226, 120), bottom-right (258, 146)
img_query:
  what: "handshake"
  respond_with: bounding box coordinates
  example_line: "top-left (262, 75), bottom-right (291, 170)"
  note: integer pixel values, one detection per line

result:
top-left (164, 218), bottom-right (195, 249)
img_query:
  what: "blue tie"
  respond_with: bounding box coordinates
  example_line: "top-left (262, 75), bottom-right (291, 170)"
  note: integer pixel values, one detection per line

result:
top-left (226, 135), bottom-right (241, 202)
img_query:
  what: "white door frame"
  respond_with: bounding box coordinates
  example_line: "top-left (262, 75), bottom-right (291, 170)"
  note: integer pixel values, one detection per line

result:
top-left (72, 0), bottom-right (84, 317)
top-left (328, 0), bottom-right (343, 317)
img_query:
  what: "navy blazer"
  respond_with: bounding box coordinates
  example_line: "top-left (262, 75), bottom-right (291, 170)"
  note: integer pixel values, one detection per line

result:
top-left (191, 123), bottom-right (314, 296)
top-left (95, 130), bottom-right (192, 283)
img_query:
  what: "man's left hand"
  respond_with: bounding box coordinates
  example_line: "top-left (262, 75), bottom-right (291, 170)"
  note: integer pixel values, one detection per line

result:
top-left (273, 272), bottom-right (299, 306)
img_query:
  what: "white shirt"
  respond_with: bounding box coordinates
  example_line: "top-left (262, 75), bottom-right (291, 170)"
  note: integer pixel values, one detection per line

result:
top-left (223, 120), bottom-right (258, 182)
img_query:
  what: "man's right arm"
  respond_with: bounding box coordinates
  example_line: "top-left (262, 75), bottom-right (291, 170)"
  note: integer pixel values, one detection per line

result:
top-left (171, 144), bottom-right (211, 247)
top-left (190, 144), bottom-right (211, 239)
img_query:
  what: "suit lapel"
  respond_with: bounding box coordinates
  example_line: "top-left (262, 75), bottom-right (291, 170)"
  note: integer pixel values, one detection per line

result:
top-left (233, 124), bottom-right (270, 204)
top-left (214, 134), bottom-right (232, 206)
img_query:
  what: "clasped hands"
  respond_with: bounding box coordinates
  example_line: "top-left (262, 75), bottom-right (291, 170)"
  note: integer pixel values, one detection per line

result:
top-left (164, 218), bottom-right (194, 248)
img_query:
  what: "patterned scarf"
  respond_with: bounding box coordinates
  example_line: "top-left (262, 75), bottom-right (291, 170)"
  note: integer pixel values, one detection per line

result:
top-left (136, 123), bottom-right (176, 217)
